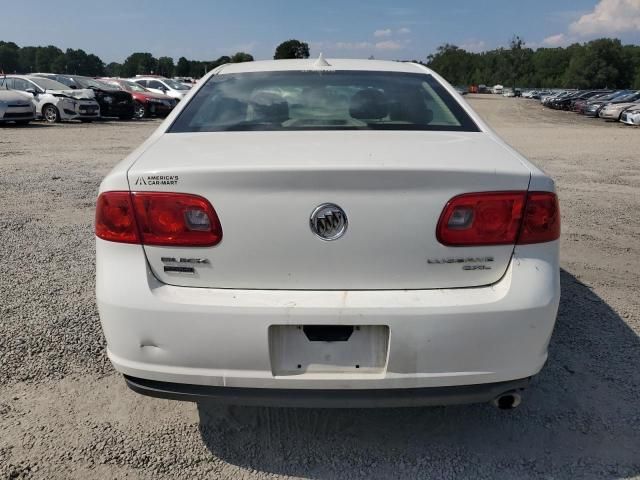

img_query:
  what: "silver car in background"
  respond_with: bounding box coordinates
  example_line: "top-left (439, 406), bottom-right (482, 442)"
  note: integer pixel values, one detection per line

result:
top-left (0, 81), bottom-right (36, 125)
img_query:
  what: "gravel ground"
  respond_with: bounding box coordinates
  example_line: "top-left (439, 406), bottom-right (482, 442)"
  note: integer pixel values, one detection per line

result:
top-left (1, 98), bottom-right (639, 479)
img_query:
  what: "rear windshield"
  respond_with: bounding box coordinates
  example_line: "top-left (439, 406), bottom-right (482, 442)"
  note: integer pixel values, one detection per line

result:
top-left (169, 71), bottom-right (479, 132)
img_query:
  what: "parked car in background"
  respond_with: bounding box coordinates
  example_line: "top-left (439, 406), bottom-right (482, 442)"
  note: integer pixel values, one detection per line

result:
top-left (503, 88), bottom-right (515, 97)
top-left (533, 90), bottom-right (553, 100)
top-left (583, 90), bottom-right (633, 117)
top-left (33, 74), bottom-right (135, 120)
top-left (96, 58), bottom-right (560, 409)
top-left (571, 91), bottom-right (613, 113)
top-left (99, 78), bottom-right (176, 119)
top-left (598, 92), bottom-right (640, 121)
top-left (131, 76), bottom-right (191, 102)
top-left (0, 82), bottom-right (36, 125)
top-left (2, 75), bottom-right (100, 123)
top-left (541, 91), bottom-right (571, 106)
top-left (549, 90), bottom-right (604, 111)
top-left (174, 77), bottom-right (196, 88)
top-left (620, 107), bottom-right (640, 126)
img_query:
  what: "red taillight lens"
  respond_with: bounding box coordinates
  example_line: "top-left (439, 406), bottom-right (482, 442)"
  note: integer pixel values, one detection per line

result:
top-left (437, 192), bottom-right (526, 246)
top-left (132, 192), bottom-right (222, 246)
top-left (437, 191), bottom-right (560, 246)
top-left (518, 192), bottom-right (560, 244)
top-left (95, 191), bottom-right (222, 246)
top-left (95, 191), bottom-right (139, 244)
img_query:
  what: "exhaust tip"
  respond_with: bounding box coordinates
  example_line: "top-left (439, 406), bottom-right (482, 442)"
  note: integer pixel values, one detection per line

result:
top-left (492, 391), bottom-right (522, 410)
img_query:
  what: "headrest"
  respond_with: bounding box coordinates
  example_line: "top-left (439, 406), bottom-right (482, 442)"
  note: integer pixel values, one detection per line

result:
top-left (251, 92), bottom-right (289, 123)
top-left (214, 97), bottom-right (247, 124)
top-left (349, 88), bottom-right (388, 120)
top-left (388, 91), bottom-right (433, 125)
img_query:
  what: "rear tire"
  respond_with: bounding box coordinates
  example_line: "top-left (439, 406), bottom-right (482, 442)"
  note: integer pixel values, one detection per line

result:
top-left (42, 104), bottom-right (60, 123)
top-left (133, 101), bottom-right (147, 119)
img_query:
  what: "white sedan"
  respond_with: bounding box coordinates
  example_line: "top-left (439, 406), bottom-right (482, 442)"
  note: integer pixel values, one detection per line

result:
top-left (0, 86), bottom-right (36, 124)
top-left (96, 58), bottom-right (560, 409)
top-left (620, 108), bottom-right (640, 126)
top-left (4, 75), bottom-right (100, 123)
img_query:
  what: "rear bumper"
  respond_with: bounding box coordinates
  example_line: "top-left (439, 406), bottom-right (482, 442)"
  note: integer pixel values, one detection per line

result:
top-left (97, 239), bottom-right (560, 401)
top-left (124, 374), bottom-right (530, 408)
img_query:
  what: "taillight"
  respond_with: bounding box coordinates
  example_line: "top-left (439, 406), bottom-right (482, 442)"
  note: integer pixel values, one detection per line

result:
top-left (132, 192), bottom-right (222, 246)
top-left (96, 191), bottom-right (223, 246)
top-left (437, 192), bottom-right (526, 246)
top-left (437, 191), bottom-right (559, 246)
top-left (95, 191), bottom-right (139, 244)
top-left (517, 192), bottom-right (560, 244)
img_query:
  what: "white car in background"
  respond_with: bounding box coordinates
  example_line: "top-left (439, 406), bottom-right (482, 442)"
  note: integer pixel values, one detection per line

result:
top-left (620, 107), bottom-right (640, 126)
top-left (97, 58), bottom-right (560, 409)
top-left (0, 83), bottom-right (36, 124)
top-left (131, 76), bottom-right (191, 101)
top-left (3, 75), bottom-right (100, 123)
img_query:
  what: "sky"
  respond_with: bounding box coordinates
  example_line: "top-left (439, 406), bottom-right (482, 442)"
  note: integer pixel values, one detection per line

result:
top-left (1, 0), bottom-right (639, 63)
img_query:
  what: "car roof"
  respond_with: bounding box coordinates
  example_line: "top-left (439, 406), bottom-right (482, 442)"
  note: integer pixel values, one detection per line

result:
top-left (5, 74), bottom-right (39, 81)
top-left (218, 59), bottom-right (430, 75)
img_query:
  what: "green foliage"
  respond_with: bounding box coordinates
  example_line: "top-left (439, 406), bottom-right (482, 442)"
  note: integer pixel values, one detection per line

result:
top-left (634, 70), bottom-right (640, 89)
top-left (122, 52), bottom-right (157, 77)
top-left (427, 44), bottom-right (476, 85)
top-left (274, 39), bottom-right (310, 59)
top-left (0, 41), bottom-right (20, 72)
top-left (157, 56), bottom-right (175, 77)
top-left (427, 37), bottom-right (640, 89)
top-left (0, 41), bottom-right (258, 79)
top-left (0, 42), bottom-right (105, 75)
top-left (230, 52), bottom-right (254, 63)
top-left (63, 48), bottom-right (105, 76)
top-left (563, 39), bottom-right (627, 88)
top-left (176, 57), bottom-right (190, 77)
top-left (105, 62), bottom-right (122, 77)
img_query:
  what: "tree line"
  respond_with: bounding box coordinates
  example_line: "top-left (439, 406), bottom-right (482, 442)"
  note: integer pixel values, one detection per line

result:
top-left (0, 41), bottom-right (256, 78)
top-left (8, 36), bottom-right (636, 89)
top-left (426, 37), bottom-right (640, 89)
top-left (0, 39), bottom-right (311, 78)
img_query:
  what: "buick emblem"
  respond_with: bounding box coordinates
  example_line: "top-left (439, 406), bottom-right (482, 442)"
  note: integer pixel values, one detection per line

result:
top-left (310, 203), bottom-right (348, 241)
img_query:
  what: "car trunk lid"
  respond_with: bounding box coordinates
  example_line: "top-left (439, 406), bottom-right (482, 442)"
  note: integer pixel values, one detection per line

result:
top-left (128, 130), bottom-right (530, 290)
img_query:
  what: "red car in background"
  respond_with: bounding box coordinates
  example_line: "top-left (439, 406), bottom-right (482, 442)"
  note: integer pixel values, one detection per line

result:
top-left (100, 78), bottom-right (176, 119)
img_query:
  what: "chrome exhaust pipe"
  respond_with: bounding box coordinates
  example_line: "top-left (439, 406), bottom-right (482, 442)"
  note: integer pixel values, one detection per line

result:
top-left (492, 391), bottom-right (522, 410)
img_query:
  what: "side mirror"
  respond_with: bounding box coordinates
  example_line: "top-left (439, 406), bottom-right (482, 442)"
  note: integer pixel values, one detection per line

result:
top-left (25, 88), bottom-right (37, 96)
